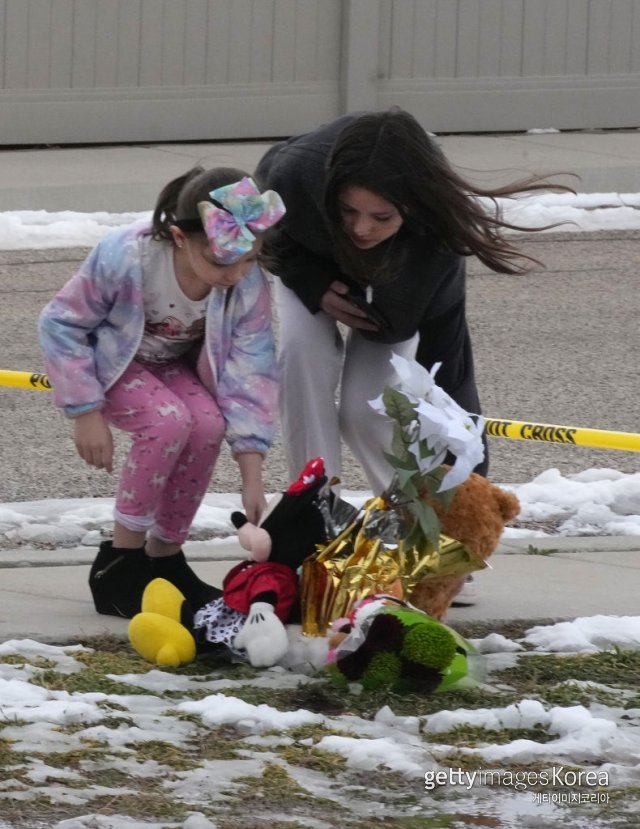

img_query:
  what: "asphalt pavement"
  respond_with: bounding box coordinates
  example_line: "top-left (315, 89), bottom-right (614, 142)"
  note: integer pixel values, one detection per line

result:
top-left (0, 129), bottom-right (638, 641)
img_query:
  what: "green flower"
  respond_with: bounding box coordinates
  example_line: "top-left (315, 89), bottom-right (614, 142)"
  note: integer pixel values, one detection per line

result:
top-left (360, 651), bottom-right (402, 690)
top-left (401, 620), bottom-right (457, 671)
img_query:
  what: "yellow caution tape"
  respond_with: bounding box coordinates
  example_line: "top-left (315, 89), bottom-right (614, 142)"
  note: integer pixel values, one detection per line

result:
top-left (485, 418), bottom-right (640, 453)
top-left (0, 369), bottom-right (52, 391)
top-left (2, 369), bottom-right (639, 453)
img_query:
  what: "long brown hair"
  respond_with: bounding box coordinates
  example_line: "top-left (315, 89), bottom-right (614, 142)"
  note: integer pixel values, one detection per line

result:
top-left (324, 109), bottom-right (572, 278)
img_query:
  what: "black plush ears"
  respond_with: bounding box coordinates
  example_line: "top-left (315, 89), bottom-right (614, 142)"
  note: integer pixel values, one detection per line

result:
top-left (231, 459), bottom-right (329, 569)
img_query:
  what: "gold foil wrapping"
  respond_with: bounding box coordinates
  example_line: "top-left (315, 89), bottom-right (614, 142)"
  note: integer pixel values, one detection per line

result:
top-left (301, 497), bottom-right (485, 636)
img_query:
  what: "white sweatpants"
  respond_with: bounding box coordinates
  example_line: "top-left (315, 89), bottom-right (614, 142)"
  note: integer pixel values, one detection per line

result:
top-left (275, 280), bottom-right (418, 494)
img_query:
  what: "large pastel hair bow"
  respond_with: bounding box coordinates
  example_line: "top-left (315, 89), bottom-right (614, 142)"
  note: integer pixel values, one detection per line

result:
top-left (197, 177), bottom-right (286, 264)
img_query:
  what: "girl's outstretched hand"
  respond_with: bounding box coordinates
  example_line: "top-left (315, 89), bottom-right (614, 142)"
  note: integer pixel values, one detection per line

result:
top-left (237, 452), bottom-right (267, 525)
top-left (74, 409), bottom-right (114, 473)
top-left (242, 482), bottom-right (267, 526)
top-left (320, 281), bottom-right (379, 330)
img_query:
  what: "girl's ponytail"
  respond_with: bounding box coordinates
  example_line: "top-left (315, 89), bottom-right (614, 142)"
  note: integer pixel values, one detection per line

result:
top-left (151, 165), bottom-right (251, 242)
top-left (151, 166), bottom-right (205, 240)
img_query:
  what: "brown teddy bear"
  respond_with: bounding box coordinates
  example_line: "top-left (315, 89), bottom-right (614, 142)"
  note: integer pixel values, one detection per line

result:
top-left (408, 473), bottom-right (520, 620)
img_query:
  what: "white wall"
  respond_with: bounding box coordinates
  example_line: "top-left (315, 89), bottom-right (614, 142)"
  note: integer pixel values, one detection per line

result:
top-left (0, 0), bottom-right (342, 143)
top-left (1, 0), bottom-right (639, 144)
top-left (377, 0), bottom-right (640, 132)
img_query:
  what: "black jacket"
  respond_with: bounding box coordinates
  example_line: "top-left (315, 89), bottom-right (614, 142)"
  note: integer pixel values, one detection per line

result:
top-left (256, 114), bottom-right (486, 471)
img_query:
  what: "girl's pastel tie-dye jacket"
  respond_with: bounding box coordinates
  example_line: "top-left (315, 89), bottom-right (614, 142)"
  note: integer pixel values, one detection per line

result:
top-left (38, 222), bottom-right (278, 456)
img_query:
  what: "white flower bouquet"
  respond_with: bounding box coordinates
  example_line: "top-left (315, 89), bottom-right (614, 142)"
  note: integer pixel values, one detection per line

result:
top-left (369, 354), bottom-right (485, 548)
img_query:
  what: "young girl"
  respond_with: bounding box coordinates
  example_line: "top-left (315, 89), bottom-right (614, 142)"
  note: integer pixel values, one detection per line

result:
top-left (39, 167), bottom-right (286, 618)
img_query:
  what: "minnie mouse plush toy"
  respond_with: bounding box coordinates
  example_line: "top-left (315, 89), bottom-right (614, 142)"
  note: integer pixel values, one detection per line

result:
top-left (129, 459), bottom-right (329, 668)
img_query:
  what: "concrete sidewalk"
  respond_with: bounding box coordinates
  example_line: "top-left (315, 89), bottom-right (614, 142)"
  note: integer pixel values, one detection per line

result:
top-left (1, 535), bottom-right (638, 643)
top-left (3, 127), bottom-right (640, 213)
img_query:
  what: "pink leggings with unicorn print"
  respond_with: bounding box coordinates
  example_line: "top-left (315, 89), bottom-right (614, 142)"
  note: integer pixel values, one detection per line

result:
top-left (103, 359), bottom-right (225, 545)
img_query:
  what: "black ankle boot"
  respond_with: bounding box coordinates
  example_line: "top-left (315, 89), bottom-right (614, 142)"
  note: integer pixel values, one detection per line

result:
top-left (88, 541), bottom-right (152, 618)
top-left (149, 550), bottom-right (221, 610)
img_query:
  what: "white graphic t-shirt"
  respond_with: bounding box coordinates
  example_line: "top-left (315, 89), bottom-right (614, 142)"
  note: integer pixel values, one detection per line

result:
top-left (136, 237), bottom-right (209, 365)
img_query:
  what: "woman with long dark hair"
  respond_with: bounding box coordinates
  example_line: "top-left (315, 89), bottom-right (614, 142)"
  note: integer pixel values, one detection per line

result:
top-left (256, 108), bottom-right (563, 493)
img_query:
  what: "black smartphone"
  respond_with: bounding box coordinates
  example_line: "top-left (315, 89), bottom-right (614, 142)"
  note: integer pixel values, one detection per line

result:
top-left (344, 291), bottom-right (391, 331)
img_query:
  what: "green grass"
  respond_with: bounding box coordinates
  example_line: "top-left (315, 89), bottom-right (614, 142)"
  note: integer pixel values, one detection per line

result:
top-left (493, 648), bottom-right (640, 690)
top-left (227, 761), bottom-right (346, 818)
top-left (85, 791), bottom-right (190, 821)
top-left (525, 544), bottom-right (559, 556)
top-left (423, 722), bottom-right (555, 747)
top-left (1, 629), bottom-right (637, 828)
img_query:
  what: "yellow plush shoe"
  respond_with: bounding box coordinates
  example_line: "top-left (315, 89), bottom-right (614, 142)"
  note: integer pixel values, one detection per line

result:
top-left (141, 577), bottom-right (186, 621)
top-left (128, 612), bottom-right (196, 667)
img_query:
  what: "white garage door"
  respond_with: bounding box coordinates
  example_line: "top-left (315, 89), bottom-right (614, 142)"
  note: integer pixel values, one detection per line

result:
top-left (0, 0), bottom-right (343, 144)
top-left (1, 0), bottom-right (639, 145)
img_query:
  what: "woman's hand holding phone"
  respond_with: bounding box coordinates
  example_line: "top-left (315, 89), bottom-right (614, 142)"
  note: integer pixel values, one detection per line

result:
top-left (320, 281), bottom-right (388, 331)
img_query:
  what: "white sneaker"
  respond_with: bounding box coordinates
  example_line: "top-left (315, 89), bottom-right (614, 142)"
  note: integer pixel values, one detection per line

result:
top-left (451, 575), bottom-right (477, 607)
